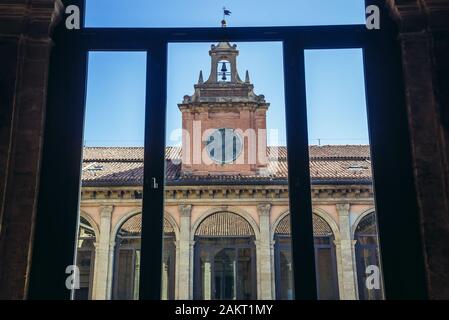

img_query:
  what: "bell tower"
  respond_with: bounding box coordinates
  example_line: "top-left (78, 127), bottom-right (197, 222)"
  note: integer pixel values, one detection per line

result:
top-left (206, 42), bottom-right (242, 83)
top-left (178, 42), bottom-right (269, 176)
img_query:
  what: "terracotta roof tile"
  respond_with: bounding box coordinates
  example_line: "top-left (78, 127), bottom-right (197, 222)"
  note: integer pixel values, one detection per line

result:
top-left (81, 145), bottom-right (372, 186)
top-left (82, 147), bottom-right (144, 162)
top-left (83, 146), bottom-right (370, 162)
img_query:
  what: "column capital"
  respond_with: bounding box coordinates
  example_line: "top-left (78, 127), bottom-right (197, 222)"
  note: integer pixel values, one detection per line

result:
top-left (100, 205), bottom-right (114, 218)
top-left (336, 203), bottom-right (350, 215)
top-left (179, 204), bottom-right (192, 217)
top-left (257, 203), bottom-right (271, 217)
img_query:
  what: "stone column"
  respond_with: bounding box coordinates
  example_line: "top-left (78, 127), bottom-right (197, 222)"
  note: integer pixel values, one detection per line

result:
top-left (161, 261), bottom-right (169, 300)
top-left (188, 240), bottom-right (195, 299)
top-left (174, 240), bottom-right (180, 299)
top-left (257, 203), bottom-right (273, 300)
top-left (203, 260), bottom-right (212, 300)
top-left (106, 241), bottom-right (116, 299)
top-left (92, 205), bottom-right (113, 300)
top-left (270, 241), bottom-right (276, 298)
top-left (336, 203), bottom-right (357, 300)
top-left (177, 204), bottom-right (192, 299)
top-left (333, 241), bottom-right (344, 297)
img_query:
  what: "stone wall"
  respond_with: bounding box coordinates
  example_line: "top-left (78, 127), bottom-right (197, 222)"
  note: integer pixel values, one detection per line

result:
top-left (386, 0), bottom-right (449, 299)
top-left (0, 0), bottom-right (63, 299)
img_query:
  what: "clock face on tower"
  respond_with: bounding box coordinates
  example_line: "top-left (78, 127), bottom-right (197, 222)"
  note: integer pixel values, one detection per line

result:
top-left (206, 128), bottom-right (243, 165)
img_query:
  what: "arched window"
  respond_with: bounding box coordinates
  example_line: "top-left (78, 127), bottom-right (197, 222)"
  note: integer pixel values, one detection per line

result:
top-left (74, 216), bottom-right (96, 300)
top-left (194, 212), bottom-right (256, 300)
top-left (354, 212), bottom-right (383, 300)
top-left (274, 214), bottom-right (339, 300)
top-left (112, 214), bottom-right (176, 300)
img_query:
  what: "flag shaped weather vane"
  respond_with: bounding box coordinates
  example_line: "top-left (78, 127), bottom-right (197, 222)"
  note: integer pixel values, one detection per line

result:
top-left (221, 7), bottom-right (231, 27)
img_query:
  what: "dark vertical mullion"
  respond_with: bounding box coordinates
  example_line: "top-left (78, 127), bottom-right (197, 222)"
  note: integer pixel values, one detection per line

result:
top-left (363, 39), bottom-right (428, 299)
top-left (362, 0), bottom-right (427, 299)
top-left (78, 0), bottom-right (86, 28)
top-left (139, 43), bottom-right (168, 300)
top-left (283, 40), bottom-right (317, 300)
top-left (29, 38), bottom-right (88, 299)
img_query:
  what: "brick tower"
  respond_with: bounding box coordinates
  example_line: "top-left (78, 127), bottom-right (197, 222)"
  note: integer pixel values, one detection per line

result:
top-left (178, 42), bottom-right (270, 176)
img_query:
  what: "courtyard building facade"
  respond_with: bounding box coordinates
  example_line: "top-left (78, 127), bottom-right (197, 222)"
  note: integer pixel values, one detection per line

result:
top-left (76, 42), bottom-right (382, 300)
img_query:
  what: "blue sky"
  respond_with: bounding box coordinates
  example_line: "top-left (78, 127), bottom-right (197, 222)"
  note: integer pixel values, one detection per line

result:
top-left (83, 1), bottom-right (369, 147)
top-left (85, 0), bottom-right (365, 28)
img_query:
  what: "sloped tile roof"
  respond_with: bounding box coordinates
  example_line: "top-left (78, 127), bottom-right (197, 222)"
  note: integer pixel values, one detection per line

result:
top-left (82, 145), bottom-right (370, 162)
top-left (83, 147), bottom-right (145, 162)
top-left (81, 145), bottom-right (372, 186)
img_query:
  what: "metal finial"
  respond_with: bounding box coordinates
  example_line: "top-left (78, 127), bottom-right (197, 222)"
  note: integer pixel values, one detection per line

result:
top-left (222, 7), bottom-right (231, 27)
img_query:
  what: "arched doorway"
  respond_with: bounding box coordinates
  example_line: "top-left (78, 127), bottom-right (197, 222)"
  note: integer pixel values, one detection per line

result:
top-left (194, 212), bottom-right (257, 300)
top-left (354, 212), bottom-right (383, 300)
top-left (112, 214), bottom-right (176, 300)
top-left (274, 214), bottom-right (339, 300)
top-left (74, 216), bottom-right (96, 300)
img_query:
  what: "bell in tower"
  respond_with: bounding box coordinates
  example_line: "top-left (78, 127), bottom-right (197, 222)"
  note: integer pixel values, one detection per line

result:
top-left (204, 41), bottom-right (243, 84)
top-left (220, 61), bottom-right (230, 82)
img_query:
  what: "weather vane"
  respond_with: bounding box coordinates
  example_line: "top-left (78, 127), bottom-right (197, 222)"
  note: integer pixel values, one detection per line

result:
top-left (221, 7), bottom-right (232, 28)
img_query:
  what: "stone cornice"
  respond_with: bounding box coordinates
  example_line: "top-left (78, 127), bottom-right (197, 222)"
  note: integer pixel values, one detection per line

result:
top-left (81, 198), bottom-right (374, 206)
top-left (81, 184), bottom-right (373, 201)
top-left (178, 102), bottom-right (269, 113)
top-left (0, 0), bottom-right (64, 38)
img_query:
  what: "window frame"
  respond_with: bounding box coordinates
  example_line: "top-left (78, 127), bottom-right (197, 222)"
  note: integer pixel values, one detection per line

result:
top-left (28, 0), bottom-right (427, 300)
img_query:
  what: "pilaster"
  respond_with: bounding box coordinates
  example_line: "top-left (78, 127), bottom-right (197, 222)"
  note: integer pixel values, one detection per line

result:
top-left (256, 203), bottom-right (273, 299)
top-left (178, 204), bottom-right (193, 299)
top-left (336, 203), bottom-right (357, 300)
top-left (92, 205), bottom-right (113, 300)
